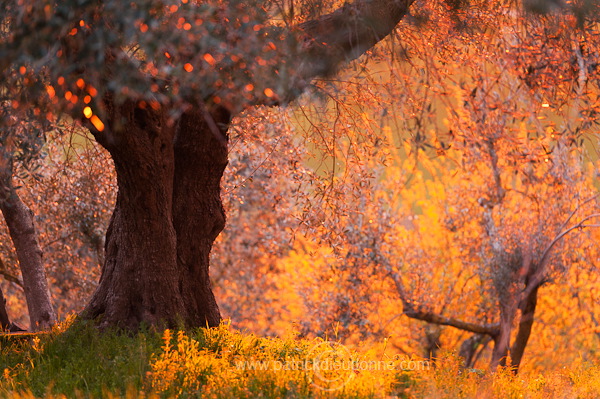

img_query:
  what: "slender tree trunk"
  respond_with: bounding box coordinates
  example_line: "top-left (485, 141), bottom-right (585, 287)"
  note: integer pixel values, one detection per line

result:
top-left (490, 305), bottom-right (515, 369)
top-left (459, 333), bottom-right (491, 368)
top-left (510, 286), bottom-right (539, 372)
top-left (0, 170), bottom-right (56, 331)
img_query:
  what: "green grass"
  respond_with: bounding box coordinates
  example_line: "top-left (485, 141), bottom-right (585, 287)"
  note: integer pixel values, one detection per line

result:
top-left (1, 321), bottom-right (600, 398)
top-left (0, 321), bottom-right (161, 397)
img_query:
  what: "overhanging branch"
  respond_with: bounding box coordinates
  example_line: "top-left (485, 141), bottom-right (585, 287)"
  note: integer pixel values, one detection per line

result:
top-left (522, 212), bottom-right (600, 300)
top-left (403, 305), bottom-right (500, 336)
top-left (389, 270), bottom-right (499, 336)
top-left (282, 0), bottom-right (414, 101)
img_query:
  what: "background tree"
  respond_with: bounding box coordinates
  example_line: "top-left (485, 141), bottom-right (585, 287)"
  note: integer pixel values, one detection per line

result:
top-left (0, 119), bottom-right (114, 329)
top-left (0, 101), bottom-right (56, 331)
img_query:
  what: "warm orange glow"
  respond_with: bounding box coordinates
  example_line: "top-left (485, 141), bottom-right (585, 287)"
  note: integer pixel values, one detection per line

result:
top-left (90, 115), bottom-right (105, 131)
top-left (203, 53), bottom-right (216, 66)
top-left (46, 85), bottom-right (56, 98)
top-left (264, 88), bottom-right (274, 98)
top-left (69, 28), bottom-right (78, 36)
top-left (4, 4), bottom-right (599, 380)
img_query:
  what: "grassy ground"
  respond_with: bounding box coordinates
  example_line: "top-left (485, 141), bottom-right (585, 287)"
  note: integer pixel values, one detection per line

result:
top-left (1, 320), bottom-right (600, 398)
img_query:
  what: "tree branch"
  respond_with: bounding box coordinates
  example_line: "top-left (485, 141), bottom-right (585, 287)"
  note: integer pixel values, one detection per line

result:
top-left (555, 194), bottom-right (600, 239)
top-left (389, 270), bottom-right (499, 336)
top-left (403, 304), bottom-right (500, 336)
top-left (522, 213), bottom-right (600, 301)
top-left (283, 0), bottom-right (414, 100)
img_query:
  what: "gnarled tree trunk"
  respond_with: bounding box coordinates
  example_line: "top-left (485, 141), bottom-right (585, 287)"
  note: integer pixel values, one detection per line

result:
top-left (83, 101), bottom-right (187, 329)
top-left (83, 102), bottom-right (231, 329)
top-left (83, 0), bottom-right (413, 330)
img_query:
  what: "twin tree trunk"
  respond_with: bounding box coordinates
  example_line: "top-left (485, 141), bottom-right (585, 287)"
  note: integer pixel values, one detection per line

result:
top-left (83, 103), bottom-right (229, 329)
top-left (82, 0), bottom-right (413, 329)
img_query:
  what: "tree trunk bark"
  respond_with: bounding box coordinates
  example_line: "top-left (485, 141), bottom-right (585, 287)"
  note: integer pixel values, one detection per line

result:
top-left (83, 102), bottom-right (230, 329)
top-left (0, 169), bottom-right (56, 331)
top-left (172, 106), bottom-right (230, 328)
top-left (83, 101), bottom-right (188, 330)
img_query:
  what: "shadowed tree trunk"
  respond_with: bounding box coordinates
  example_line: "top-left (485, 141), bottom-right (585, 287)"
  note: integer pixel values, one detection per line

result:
top-left (0, 287), bottom-right (9, 330)
top-left (82, 0), bottom-right (414, 330)
top-left (83, 101), bottom-right (187, 329)
top-left (459, 333), bottom-right (491, 368)
top-left (510, 285), bottom-right (539, 372)
top-left (490, 306), bottom-right (516, 369)
top-left (83, 100), bottom-right (234, 329)
top-left (172, 106), bottom-right (231, 327)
